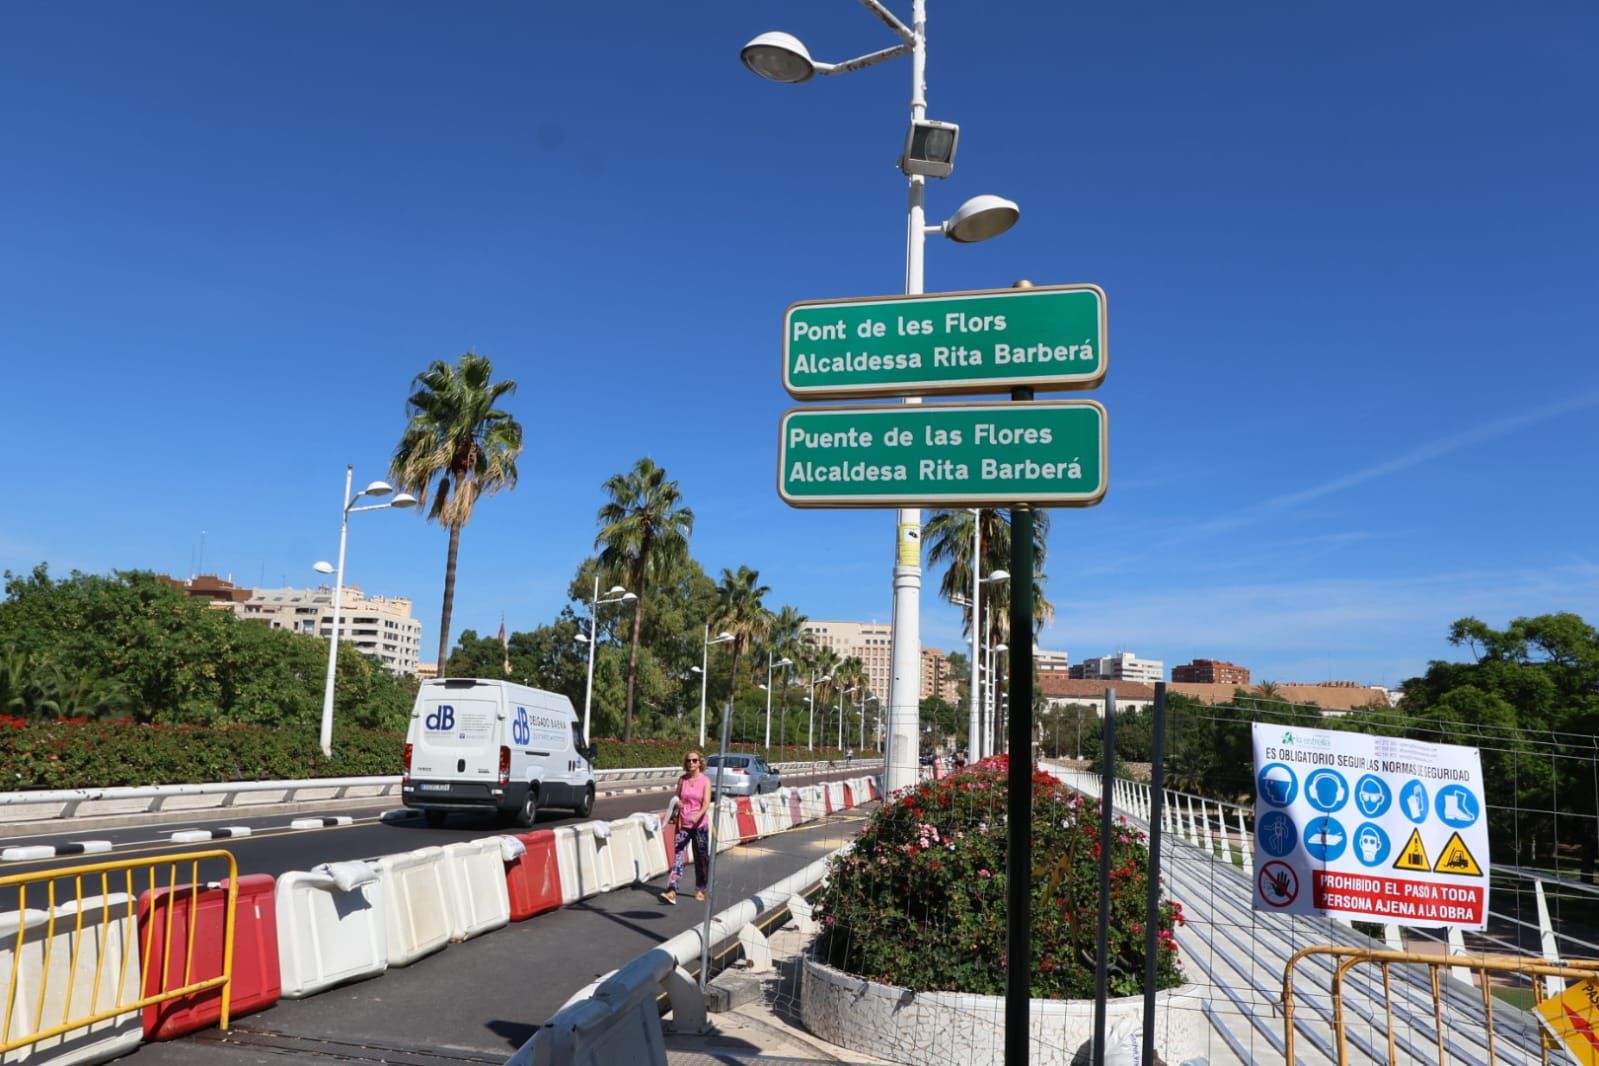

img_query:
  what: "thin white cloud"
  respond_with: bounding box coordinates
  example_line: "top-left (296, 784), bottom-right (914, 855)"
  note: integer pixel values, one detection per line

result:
top-left (1171, 390), bottom-right (1599, 545)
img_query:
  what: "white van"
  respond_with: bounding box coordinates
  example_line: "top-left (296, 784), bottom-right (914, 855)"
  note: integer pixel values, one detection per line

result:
top-left (401, 678), bottom-right (596, 827)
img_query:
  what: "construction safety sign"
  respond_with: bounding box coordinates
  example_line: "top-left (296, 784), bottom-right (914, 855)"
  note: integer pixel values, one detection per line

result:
top-left (1251, 723), bottom-right (1490, 929)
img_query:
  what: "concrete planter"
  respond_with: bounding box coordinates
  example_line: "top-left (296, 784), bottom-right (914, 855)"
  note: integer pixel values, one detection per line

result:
top-left (801, 956), bottom-right (1209, 1065)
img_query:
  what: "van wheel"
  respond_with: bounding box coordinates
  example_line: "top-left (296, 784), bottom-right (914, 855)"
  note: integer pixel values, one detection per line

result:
top-left (424, 810), bottom-right (447, 828)
top-left (514, 786), bottom-right (540, 828)
top-left (573, 785), bottom-right (594, 819)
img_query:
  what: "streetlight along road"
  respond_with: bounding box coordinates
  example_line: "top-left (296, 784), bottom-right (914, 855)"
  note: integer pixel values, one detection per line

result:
top-left (315, 466), bottom-right (415, 757)
top-left (575, 579), bottom-right (636, 746)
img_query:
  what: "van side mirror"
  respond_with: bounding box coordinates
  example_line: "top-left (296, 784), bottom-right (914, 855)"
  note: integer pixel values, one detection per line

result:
top-left (583, 743), bottom-right (598, 764)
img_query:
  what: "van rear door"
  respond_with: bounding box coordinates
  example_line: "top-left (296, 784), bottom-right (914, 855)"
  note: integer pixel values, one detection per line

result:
top-left (411, 689), bottom-right (502, 782)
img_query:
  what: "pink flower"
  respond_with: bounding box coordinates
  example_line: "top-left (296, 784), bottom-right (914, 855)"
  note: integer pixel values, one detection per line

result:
top-left (978, 869), bottom-right (992, 878)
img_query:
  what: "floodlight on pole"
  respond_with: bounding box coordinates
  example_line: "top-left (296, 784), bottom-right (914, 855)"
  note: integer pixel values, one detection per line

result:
top-left (317, 465), bottom-right (415, 758)
top-left (741, 0), bottom-right (1019, 796)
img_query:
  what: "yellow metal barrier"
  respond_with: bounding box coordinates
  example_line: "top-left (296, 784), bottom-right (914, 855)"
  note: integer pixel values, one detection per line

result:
top-left (1282, 944), bottom-right (1599, 1066)
top-left (1, 850), bottom-right (239, 1056)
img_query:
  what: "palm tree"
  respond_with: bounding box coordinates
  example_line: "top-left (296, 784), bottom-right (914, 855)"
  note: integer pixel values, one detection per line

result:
top-left (594, 458), bottom-right (695, 743)
top-left (765, 605), bottom-right (809, 748)
top-left (710, 565), bottom-right (772, 705)
top-left (390, 352), bottom-right (523, 674)
top-left (924, 509), bottom-right (1054, 649)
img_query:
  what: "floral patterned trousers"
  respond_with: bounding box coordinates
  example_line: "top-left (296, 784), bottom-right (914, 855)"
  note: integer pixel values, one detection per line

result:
top-left (667, 822), bottom-right (709, 891)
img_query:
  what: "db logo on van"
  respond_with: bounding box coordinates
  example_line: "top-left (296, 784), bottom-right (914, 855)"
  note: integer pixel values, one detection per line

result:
top-left (426, 705), bottom-right (456, 732)
top-left (512, 707), bottom-right (531, 746)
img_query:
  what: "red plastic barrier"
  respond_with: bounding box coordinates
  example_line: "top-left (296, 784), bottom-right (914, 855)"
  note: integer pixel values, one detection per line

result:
top-left (138, 874), bottom-right (280, 1040)
top-left (787, 791), bottom-right (804, 827)
top-left (658, 808), bottom-right (677, 868)
top-left (842, 784), bottom-right (856, 808)
top-left (734, 797), bottom-right (759, 842)
top-left (505, 830), bottom-right (562, 920)
top-left (824, 787), bottom-right (834, 815)
top-left (869, 778), bottom-right (881, 800)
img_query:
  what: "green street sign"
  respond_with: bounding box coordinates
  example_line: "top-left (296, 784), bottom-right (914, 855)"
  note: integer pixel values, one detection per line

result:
top-left (783, 284), bottom-right (1107, 400)
top-left (778, 400), bottom-right (1108, 508)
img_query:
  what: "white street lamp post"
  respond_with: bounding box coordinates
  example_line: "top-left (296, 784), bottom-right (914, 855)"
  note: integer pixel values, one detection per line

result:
top-left (316, 465), bottom-right (416, 758)
top-left (742, 1), bottom-right (1019, 795)
top-left (806, 669), bottom-right (831, 751)
top-left (699, 627), bottom-right (735, 748)
top-left (765, 653), bottom-right (793, 749)
top-left (577, 579), bottom-right (636, 746)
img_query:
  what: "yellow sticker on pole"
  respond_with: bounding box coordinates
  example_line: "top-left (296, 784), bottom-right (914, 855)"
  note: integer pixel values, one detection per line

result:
top-left (897, 522), bottom-right (921, 566)
top-left (1537, 978), bottom-right (1599, 1065)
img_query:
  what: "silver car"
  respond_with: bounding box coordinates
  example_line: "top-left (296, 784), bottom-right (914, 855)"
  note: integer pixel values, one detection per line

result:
top-left (707, 753), bottom-right (781, 797)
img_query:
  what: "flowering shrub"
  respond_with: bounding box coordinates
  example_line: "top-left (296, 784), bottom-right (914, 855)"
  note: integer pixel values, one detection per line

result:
top-left (813, 754), bottom-right (1184, 998)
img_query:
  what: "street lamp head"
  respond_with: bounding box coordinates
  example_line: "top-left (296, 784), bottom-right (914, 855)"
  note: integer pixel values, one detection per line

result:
top-left (740, 31), bottom-right (817, 83)
top-left (390, 493), bottom-right (418, 509)
top-left (995, 643), bottom-right (1009, 653)
top-left (312, 561), bottom-right (335, 575)
top-left (943, 194), bottom-right (1021, 244)
top-left (983, 569), bottom-right (1011, 584)
top-left (361, 480), bottom-right (394, 498)
top-left (690, 665), bottom-right (703, 675)
top-left (621, 591), bottom-right (638, 603)
top-left (575, 631), bottom-right (591, 644)
top-left (606, 585), bottom-right (628, 597)
top-left (710, 631), bottom-right (736, 645)
top-left (776, 657), bottom-right (793, 668)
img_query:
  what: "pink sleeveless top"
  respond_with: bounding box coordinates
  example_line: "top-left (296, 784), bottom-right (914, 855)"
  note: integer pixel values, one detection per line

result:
top-left (677, 773), bottom-right (709, 826)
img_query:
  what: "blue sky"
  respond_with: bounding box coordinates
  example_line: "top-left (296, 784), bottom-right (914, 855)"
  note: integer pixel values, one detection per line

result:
top-left (2, 2), bottom-right (1594, 688)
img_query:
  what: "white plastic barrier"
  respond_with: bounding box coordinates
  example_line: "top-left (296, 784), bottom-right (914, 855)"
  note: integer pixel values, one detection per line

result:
top-left (276, 864), bottom-right (388, 998)
top-left (752, 793), bottom-right (785, 837)
top-left (826, 781), bottom-right (848, 812)
top-left (629, 813), bottom-right (669, 881)
top-left (603, 818), bottom-right (649, 885)
top-left (798, 785), bottom-right (826, 822)
top-left (442, 838), bottom-right (511, 942)
top-left (1, 895), bottom-right (142, 1066)
top-left (376, 846), bottom-right (452, 967)
top-left (555, 823), bottom-right (622, 901)
top-left (714, 799), bottom-right (740, 853)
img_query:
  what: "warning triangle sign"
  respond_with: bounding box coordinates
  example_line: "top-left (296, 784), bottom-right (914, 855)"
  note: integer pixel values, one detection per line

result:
top-left (1393, 828), bottom-right (1431, 871)
top-left (1433, 831), bottom-right (1484, 877)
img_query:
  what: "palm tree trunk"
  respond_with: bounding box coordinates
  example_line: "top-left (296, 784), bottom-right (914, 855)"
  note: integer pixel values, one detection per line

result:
top-left (436, 524), bottom-right (461, 676)
top-left (623, 586), bottom-right (645, 743)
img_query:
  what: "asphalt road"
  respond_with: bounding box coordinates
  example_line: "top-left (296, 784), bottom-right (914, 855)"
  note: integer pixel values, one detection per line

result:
top-left (106, 801), bottom-right (874, 1065)
top-left (0, 764), bottom-right (870, 884)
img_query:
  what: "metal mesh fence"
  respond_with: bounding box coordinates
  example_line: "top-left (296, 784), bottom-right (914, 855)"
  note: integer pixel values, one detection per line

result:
top-left (740, 699), bottom-right (1592, 1064)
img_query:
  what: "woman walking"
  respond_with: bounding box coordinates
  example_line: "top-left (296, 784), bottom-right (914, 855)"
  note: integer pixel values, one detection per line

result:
top-left (663, 749), bottom-right (711, 904)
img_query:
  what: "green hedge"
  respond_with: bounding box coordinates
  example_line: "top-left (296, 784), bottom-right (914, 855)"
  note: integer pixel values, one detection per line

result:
top-left (0, 716), bottom-right (863, 790)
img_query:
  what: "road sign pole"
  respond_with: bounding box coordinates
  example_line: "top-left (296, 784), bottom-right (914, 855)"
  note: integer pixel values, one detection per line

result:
top-left (1006, 382), bottom-right (1036, 1066)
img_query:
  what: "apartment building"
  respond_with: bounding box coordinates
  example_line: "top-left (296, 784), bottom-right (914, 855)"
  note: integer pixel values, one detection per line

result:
top-left (802, 620), bottom-right (892, 699)
top-left (920, 648), bottom-right (961, 703)
top-left (1069, 651), bottom-right (1164, 684)
top-left (1172, 658), bottom-right (1252, 685)
top-left (237, 584), bottom-right (424, 676)
top-left (1036, 648), bottom-right (1070, 677)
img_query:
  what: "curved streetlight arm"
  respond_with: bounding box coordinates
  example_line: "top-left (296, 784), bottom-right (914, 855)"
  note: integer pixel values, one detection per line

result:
top-left (819, 42), bottom-right (911, 76)
top-left (858, 0), bottom-right (914, 43)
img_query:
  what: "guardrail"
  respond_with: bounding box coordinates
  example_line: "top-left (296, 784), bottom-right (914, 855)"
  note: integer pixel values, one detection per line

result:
top-left (510, 842), bottom-right (847, 1065)
top-left (0, 760), bottom-right (882, 825)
